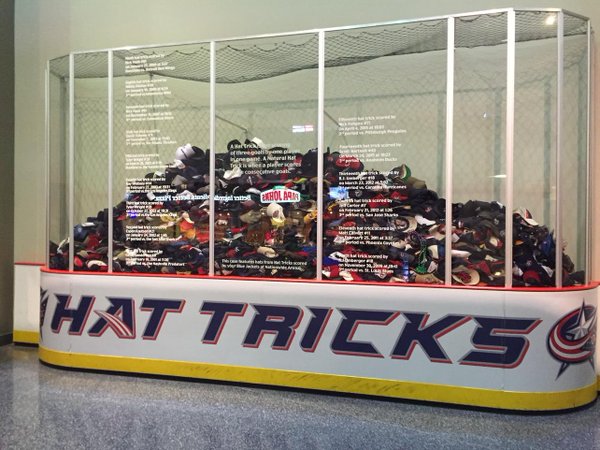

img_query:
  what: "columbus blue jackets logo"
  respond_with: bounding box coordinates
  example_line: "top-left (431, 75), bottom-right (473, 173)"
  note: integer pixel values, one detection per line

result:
top-left (547, 302), bottom-right (596, 378)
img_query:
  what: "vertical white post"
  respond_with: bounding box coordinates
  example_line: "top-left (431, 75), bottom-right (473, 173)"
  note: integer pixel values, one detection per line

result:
top-left (555, 11), bottom-right (564, 287)
top-left (45, 62), bottom-right (50, 267)
top-left (108, 51), bottom-right (114, 273)
top-left (585, 19), bottom-right (591, 284)
top-left (504, 10), bottom-right (516, 288)
top-left (316, 31), bottom-right (325, 281)
top-left (68, 53), bottom-right (75, 272)
top-left (209, 41), bottom-right (216, 276)
top-left (444, 17), bottom-right (455, 286)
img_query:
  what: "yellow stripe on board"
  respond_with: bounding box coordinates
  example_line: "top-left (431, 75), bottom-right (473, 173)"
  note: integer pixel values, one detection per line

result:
top-left (38, 346), bottom-right (596, 411)
top-left (13, 330), bottom-right (39, 344)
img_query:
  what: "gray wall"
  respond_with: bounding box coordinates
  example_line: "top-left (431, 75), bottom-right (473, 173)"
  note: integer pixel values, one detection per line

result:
top-left (12, 0), bottom-right (600, 275)
top-left (0, 0), bottom-right (14, 341)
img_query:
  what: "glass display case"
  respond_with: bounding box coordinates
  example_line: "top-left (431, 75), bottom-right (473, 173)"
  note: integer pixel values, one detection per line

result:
top-left (46, 8), bottom-right (591, 288)
top-left (40, 8), bottom-right (600, 413)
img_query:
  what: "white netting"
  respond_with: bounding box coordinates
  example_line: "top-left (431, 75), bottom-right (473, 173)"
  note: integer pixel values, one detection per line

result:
top-left (49, 11), bottom-right (587, 82)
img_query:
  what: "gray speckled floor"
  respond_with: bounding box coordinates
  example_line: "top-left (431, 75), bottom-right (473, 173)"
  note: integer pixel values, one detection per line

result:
top-left (1, 345), bottom-right (600, 450)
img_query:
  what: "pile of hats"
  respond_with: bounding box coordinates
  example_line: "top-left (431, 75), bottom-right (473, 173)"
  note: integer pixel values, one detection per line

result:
top-left (320, 158), bottom-right (583, 286)
top-left (211, 138), bottom-right (318, 278)
top-left (49, 139), bottom-right (583, 287)
top-left (49, 143), bottom-right (215, 274)
top-left (50, 140), bottom-right (320, 278)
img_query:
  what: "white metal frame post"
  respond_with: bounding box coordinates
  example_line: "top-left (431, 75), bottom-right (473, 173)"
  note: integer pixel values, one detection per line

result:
top-left (316, 30), bottom-right (325, 281)
top-left (585, 19), bottom-right (592, 284)
top-left (107, 50), bottom-right (114, 273)
top-left (68, 53), bottom-right (75, 272)
top-left (444, 17), bottom-right (455, 285)
top-left (209, 41), bottom-right (216, 276)
top-left (504, 10), bottom-right (516, 288)
top-left (44, 62), bottom-right (50, 267)
top-left (555, 11), bottom-right (564, 287)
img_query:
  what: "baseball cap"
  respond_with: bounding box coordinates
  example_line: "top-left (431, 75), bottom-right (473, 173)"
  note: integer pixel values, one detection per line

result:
top-left (514, 207), bottom-right (538, 226)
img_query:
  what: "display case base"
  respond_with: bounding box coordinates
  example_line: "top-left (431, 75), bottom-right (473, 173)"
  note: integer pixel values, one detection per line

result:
top-left (39, 346), bottom-right (597, 411)
top-left (13, 330), bottom-right (39, 345)
top-left (13, 262), bottom-right (42, 340)
top-left (39, 269), bottom-right (599, 411)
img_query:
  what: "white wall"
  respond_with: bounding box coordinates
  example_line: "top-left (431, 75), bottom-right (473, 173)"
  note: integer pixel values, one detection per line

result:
top-left (14, 0), bottom-right (600, 276)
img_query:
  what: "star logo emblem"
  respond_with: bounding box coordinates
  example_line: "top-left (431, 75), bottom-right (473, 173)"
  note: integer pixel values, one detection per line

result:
top-left (547, 301), bottom-right (596, 378)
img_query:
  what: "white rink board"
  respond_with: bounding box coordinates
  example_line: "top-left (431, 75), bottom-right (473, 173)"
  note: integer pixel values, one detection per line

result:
top-left (40, 271), bottom-right (598, 395)
top-left (13, 264), bottom-right (42, 333)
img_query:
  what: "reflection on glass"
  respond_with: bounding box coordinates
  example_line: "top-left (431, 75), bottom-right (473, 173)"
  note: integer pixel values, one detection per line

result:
top-left (111, 44), bottom-right (211, 275)
top-left (451, 13), bottom-right (507, 287)
top-left (560, 14), bottom-right (588, 284)
top-left (512, 11), bottom-right (585, 287)
top-left (48, 56), bottom-right (70, 270)
top-left (214, 34), bottom-right (319, 279)
top-left (323, 21), bottom-right (447, 284)
top-left (71, 52), bottom-right (109, 272)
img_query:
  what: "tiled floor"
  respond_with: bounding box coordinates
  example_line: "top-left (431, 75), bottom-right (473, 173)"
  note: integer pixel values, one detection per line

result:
top-left (1, 344), bottom-right (599, 449)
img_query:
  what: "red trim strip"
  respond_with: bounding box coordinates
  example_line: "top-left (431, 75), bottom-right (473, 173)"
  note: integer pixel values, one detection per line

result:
top-left (39, 267), bottom-right (600, 293)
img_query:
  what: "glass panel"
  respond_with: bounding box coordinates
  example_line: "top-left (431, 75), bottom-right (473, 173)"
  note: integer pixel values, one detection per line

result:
top-left (46, 9), bottom-right (590, 286)
top-left (514, 11), bottom-right (559, 287)
top-left (323, 20), bottom-right (447, 284)
top-left (214, 34), bottom-right (318, 279)
top-left (113, 44), bottom-right (211, 274)
top-left (453, 13), bottom-right (507, 287)
top-left (72, 52), bottom-right (109, 271)
top-left (48, 56), bottom-right (70, 270)
top-left (561, 14), bottom-right (588, 285)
